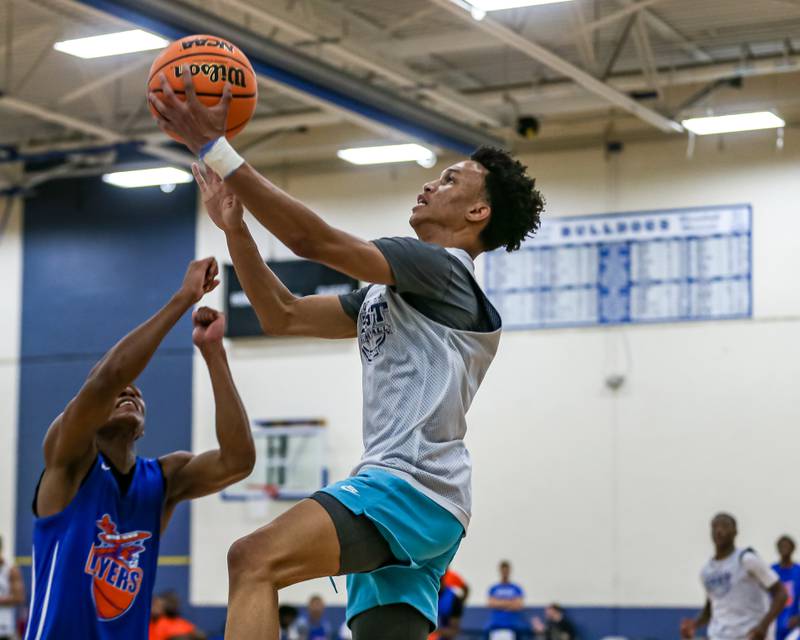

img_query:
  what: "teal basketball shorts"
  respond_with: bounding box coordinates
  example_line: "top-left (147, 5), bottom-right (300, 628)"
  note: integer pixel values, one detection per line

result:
top-left (318, 468), bottom-right (464, 628)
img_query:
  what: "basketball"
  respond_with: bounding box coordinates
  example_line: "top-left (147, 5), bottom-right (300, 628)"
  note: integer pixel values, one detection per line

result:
top-left (93, 574), bottom-right (134, 620)
top-left (147, 34), bottom-right (257, 142)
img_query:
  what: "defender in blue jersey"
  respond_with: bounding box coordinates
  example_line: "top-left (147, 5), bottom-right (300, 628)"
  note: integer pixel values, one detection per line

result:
top-left (154, 75), bottom-right (543, 640)
top-left (773, 536), bottom-right (800, 640)
top-left (25, 258), bottom-right (255, 640)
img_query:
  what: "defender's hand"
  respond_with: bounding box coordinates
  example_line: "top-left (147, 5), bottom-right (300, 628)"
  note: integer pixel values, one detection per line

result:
top-left (180, 257), bottom-right (219, 304)
top-left (192, 307), bottom-right (226, 348)
top-left (148, 66), bottom-right (232, 154)
top-left (193, 163), bottom-right (245, 231)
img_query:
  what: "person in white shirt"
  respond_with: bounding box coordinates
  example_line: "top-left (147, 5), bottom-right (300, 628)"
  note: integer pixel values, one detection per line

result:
top-left (681, 513), bottom-right (787, 640)
top-left (0, 535), bottom-right (25, 640)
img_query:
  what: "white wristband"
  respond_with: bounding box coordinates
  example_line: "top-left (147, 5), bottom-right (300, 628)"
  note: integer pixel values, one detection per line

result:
top-left (199, 137), bottom-right (244, 178)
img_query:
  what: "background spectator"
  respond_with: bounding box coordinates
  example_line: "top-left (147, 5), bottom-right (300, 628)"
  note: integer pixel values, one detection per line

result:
top-left (532, 604), bottom-right (576, 640)
top-left (279, 604), bottom-right (301, 640)
top-left (773, 535), bottom-right (800, 640)
top-left (486, 560), bottom-right (525, 639)
top-left (0, 535), bottom-right (24, 640)
top-left (430, 577), bottom-right (464, 640)
top-left (295, 595), bottom-right (332, 639)
top-left (443, 565), bottom-right (470, 603)
top-left (149, 591), bottom-right (205, 640)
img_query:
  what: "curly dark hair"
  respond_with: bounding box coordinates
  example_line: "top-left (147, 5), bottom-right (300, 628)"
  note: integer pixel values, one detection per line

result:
top-left (471, 146), bottom-right (544, 252)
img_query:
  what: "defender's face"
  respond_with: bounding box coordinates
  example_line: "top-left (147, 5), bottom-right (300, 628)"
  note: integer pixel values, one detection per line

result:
top-left (711, 516), bottom-right (736, 548)
top-left (100, 385), bottom-right (146, 438)
top-left (411, 160), bottom-right (488, 232)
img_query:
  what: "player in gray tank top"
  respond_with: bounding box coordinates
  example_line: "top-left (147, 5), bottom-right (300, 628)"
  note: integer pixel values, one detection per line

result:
top-left (184, 107), bottom-right (544, 640)
top-left (681, 513), bottom-right (786, 640)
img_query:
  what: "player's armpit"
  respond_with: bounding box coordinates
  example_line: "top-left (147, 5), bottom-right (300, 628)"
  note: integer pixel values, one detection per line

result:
top-left (278, 294), bottom-right (357, 339)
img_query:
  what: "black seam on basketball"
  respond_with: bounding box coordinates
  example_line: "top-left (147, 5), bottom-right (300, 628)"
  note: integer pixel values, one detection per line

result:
top-left (94, 582), bottom-right (124, 611)
top-left (150, 88), bottom-right (257, 99)
top-left (226, 117), bottom-right (250, 133)
top-left (148, 52), bottom-right (256, 83)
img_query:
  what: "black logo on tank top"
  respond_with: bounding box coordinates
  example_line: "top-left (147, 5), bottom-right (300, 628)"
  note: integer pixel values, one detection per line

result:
top-left (359, 298), bottom-right (392, 363)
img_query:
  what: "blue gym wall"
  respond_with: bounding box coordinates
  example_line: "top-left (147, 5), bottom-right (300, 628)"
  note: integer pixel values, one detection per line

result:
top-left (14, 173), bottom-right (198, 612)
top-left (10, 173), bottom-right (699, 639)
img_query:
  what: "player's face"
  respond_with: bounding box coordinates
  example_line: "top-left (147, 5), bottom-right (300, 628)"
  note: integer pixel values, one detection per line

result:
top-left (711, 516), bottom-right (736, 548)
top-left (410, 161), bottom-right (489, 234)
top-left (101, 385), bottom-right (146, 438)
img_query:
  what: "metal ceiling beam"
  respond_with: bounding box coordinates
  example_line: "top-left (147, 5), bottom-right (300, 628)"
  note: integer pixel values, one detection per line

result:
top-left (68, 0), bottom-right (504, 153)
top-left (215, 0), bottom-right (500, 127)
top-left (630, 14), bottom-right (662, 97)
top-left (0, 95), bottom-right (197, 166)
top-left (614, 0), bottom-right (713, 63)
top-left (468, 51), bottom-right (800, 107)
top-left (429, 0), bottom-right (683, 134)
top-left (58, 57), bottom-right (152, 105)
top-left (576, 0), bottom-right (667, 35)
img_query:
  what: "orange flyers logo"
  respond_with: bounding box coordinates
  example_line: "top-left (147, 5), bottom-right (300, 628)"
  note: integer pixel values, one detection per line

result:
top-left (84, 514), bottom-right (152, 621)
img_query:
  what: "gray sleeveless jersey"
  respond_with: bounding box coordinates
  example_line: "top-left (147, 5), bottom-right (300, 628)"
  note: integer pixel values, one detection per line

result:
top-left (350, 250), bottom-right (501, 530)
top-left (701, 548), bottom-right (779, 640)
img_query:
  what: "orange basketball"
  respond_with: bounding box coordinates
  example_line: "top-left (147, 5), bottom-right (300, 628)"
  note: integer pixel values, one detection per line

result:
top-left (147, 34), bottom-right (257, 142)
top-left (93, 575), bottom-right (133, 620)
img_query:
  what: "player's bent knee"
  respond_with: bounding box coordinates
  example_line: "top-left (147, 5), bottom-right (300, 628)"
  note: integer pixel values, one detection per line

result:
top-left (227, 533), bottom-right (278, 584)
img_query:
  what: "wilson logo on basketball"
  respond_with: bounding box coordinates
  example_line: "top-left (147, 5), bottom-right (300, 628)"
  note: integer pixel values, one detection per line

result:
top-left (84, 514), bottom-right (152, 621)
top-left (180, 37), bottom-right (235, 53)
top-left (174, 63), bottom-right (247, 88)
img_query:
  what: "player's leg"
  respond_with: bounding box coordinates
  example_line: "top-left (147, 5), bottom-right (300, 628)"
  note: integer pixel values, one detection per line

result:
top-left (350, 604), bottom-right (431, 640)
top-left (225, 499), bottom-right (338, 639)
top-left (225, 495), bottom-right (396, 639)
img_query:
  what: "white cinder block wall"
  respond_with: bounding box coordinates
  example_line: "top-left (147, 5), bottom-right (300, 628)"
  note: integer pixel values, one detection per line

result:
top-left (183, 131), bottom-right (799, 608)
top-left (0, 197), bottom-right (24, 558)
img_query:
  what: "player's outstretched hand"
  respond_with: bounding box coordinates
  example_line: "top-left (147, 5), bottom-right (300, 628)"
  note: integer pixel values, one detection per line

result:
top-left (180, 257), bottom-right (220, 304)
top-left (192, 306), bottom-right (226, 349)
top-left (679, 618), bottom-right (696, 639)
top-left (193, 163), bottom-right (244, 232)
top-left (148, 65), bottom-right (232, 154)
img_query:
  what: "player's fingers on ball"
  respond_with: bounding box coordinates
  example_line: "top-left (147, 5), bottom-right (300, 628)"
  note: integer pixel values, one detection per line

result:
top-left (148, 93), bottom-right (172, 119)
top-left (181, 65), bottom-right (198, 102)
top-left (191, 163), bottom-right (207, 190)
top-left (217, 83), bottom-right (233, 111)
top-left (158, 72), bottom-right (181, 107)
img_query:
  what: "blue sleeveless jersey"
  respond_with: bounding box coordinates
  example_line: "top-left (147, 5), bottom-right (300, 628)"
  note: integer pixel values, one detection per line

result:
top-left (24, 455), bottom-right (164, 640)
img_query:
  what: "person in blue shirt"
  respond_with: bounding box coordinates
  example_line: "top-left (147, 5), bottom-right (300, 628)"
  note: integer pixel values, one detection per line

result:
top-left (773, 535), bottom-right (800, 640)
top-left (296, 595), bottom-right (333, 639)
top-left (24, 258), bottom-right (255, 640)
top-left (486, 560), bottom-right (525, 638)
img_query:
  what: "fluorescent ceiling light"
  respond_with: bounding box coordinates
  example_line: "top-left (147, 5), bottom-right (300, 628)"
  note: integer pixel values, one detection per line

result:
top-left (102, 167), bottom-right (193, 189)
top-left (337, 144), bottom-right (437, 167)
top-left (682, 112), bottom-right (785, 135)
top-left (54, 29), bottom-right (168, 59)
top-left (468, 0), bottom-right (573, 10)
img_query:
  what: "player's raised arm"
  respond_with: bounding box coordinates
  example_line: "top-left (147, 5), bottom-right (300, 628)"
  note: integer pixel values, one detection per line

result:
top-left (193, 165), bottom-right (358, 339)
top-left (150, 72), bottom-right (394, 285)
top-left (159, 307), bottom-right (255, 528)
top-left (41, 258), bottom-right (219, 475)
